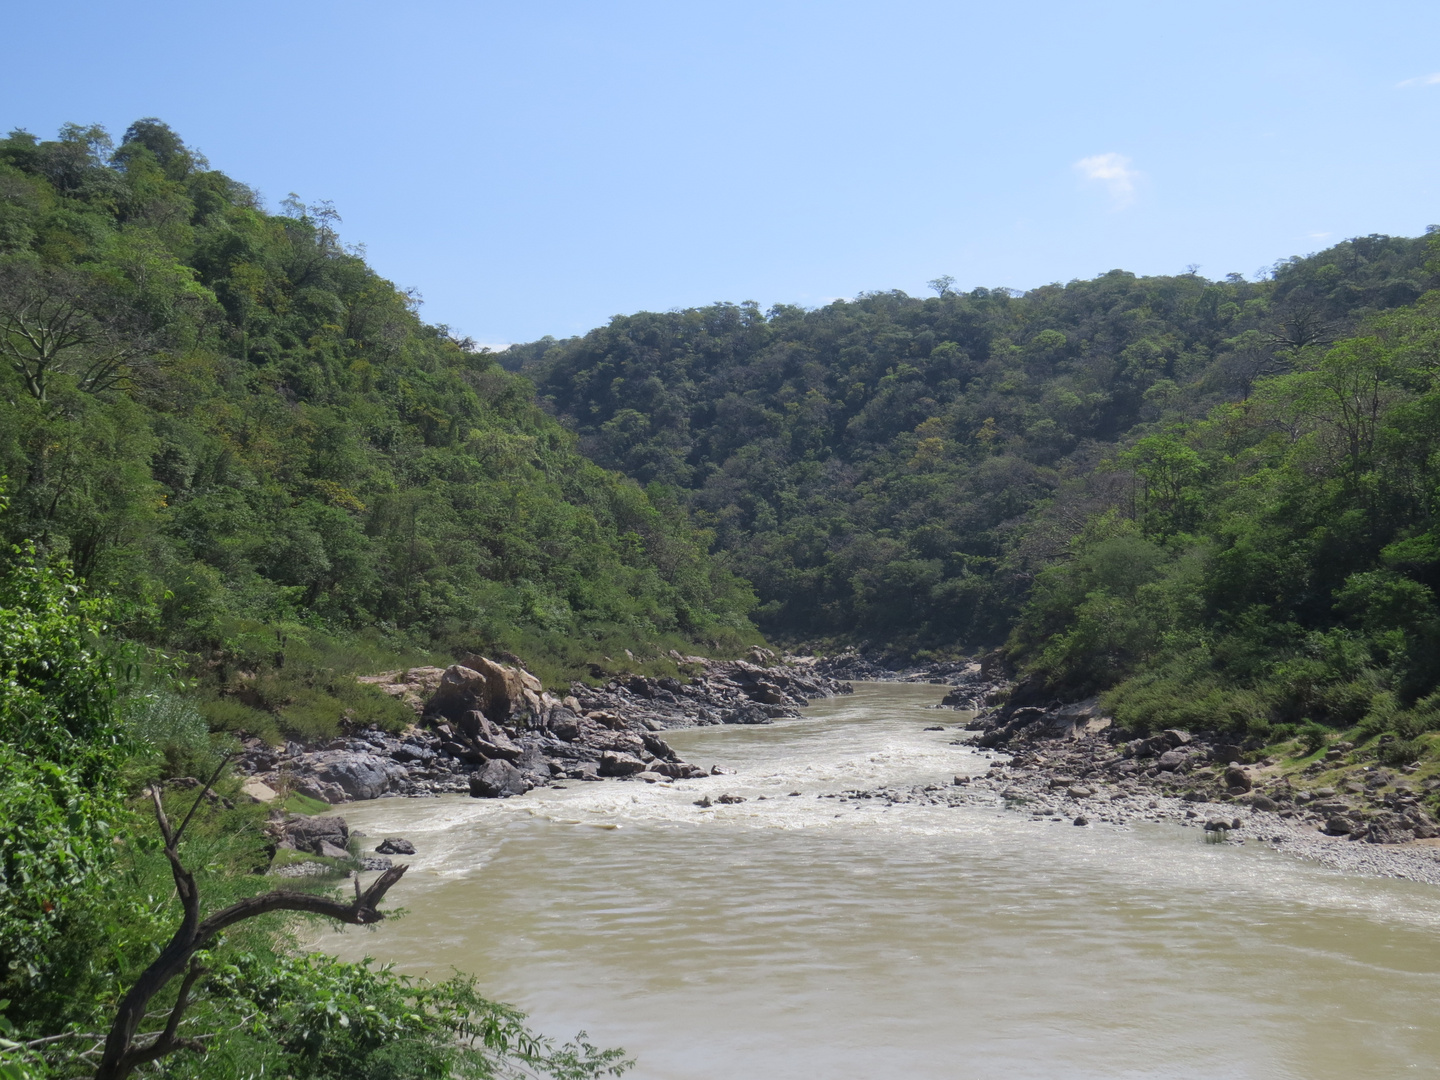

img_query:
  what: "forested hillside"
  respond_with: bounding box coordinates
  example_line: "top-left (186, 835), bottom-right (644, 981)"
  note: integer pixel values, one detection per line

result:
top-left (522, 235), bottom-right (1440, 743)
top-left (0, 121), bottom-right (755, 697)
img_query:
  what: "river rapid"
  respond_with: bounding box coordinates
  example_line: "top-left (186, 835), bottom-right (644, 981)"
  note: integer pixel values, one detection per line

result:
top-left (318, 683), bottom-right (1440, 1078)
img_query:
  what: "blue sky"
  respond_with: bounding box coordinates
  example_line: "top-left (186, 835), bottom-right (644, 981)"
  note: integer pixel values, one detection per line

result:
top-left (5, 0), bottom-right (1440, 344)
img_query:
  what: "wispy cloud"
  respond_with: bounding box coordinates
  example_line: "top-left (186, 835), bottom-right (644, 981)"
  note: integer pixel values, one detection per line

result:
top-left (1074, 152), bottom-right (1139, 206)
top-left (1397, 72), bottom-right (1440, 88)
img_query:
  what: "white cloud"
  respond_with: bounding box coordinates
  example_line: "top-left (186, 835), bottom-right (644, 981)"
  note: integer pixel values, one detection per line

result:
top-left (1074, 152), bottom-right (1139, 206)
top-left (1397, 72), bottom-right (1440, 88)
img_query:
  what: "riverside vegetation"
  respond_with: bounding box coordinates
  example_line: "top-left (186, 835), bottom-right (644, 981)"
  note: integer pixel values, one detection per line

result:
top-left (8, 115), bottom-right (1440, 1074)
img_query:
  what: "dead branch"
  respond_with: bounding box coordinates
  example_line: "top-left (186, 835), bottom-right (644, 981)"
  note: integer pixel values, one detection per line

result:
top-left (92, 780), bottom-right (406, 1080)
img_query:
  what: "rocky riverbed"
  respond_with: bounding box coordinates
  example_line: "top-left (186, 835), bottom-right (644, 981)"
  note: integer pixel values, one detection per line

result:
top-left (851, 663), bottom-right (1440, 884)
top-left (232, 650), bottom-right (853, 807)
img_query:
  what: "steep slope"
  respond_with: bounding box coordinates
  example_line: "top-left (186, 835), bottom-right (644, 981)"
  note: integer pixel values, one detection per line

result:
top-left (521, 239), bottom-right (1435, 655)
top-left (0, 121), bottom-right (756, 689)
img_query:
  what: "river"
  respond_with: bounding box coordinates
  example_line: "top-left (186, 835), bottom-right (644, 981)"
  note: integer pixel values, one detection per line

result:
top-left (318, 683), bottom-right (1440, 1078)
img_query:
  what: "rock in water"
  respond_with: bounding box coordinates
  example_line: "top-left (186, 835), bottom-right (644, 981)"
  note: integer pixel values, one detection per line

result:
top-left (598, 751), bottom-right (647, 777)
top-left (469, 759), bottom-right (528, 798)
top-left (1073, 815), bottom-right (1089, 826)
top-left (376, 837), bottom-right (416, 855)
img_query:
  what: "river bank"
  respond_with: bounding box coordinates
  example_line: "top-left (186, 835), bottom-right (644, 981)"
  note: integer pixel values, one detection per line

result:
top-left (232, 652), bottom-right (854, 807)
top-left (914, 665), bottom-right (1440, 885)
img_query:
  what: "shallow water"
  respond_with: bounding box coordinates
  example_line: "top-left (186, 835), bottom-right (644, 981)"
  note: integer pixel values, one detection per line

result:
top-left (318, 683), bottom-right (1440, 1078)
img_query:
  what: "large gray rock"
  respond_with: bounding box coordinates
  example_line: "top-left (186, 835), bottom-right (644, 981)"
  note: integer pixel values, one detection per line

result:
top-left (1156, 749), bottom-right (1188, 771)
top-left (547, 707), bottom-right (581, 742)
top-left (376, 837), bottom-right (416, 855)
top-left (469, 759), bottom-right (529, 798)
top-left (598, 751), bottom-right (647, 777)
top-left (311, 752), bottom-right (406, 800)
top-left (284, 815), bottom-right (349, 854)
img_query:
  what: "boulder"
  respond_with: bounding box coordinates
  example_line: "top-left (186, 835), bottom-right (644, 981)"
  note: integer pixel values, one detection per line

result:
top-left (376, 837), bottom-right (416, 855)
top-left (548, 707), bottom-right (581, 742)
top-left (317, 839), bottom-right (351, 860)
top-left (295, 778), bottom-right (347, 804)
top-left (240, 778), bottom-right (278, 803)
top-left (1156, 749), bottom-right (1188, 771)
top-left (598, 751), bottom-right (647, 777)
top-left (1223, 765), bottom-right (1253, 792)
top-left (652, 760), bottom-right (704, 779)
top-left (311, 752), bottom-right (406, 800)
top-left (284, 815), bottom-right (349, 854)
top-left (469, 759), bottom-right (528, 798)
top-left (459, 654), bottom-right (533, 722)
top-left (1324, 815), bottom-right (1356, 835)
top-left (426, 665), bottom-right (492, 721)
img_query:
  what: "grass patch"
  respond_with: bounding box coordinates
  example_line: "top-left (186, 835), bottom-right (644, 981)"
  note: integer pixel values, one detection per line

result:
top-left (281, 793), bottom-right (333, 816)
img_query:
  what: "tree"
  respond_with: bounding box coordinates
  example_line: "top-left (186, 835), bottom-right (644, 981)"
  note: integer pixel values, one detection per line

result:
top-left (927, 274), bottom-right (955, 298)
top-left (0, 263), bottom-right (150, 402)
top-left (93, 775), bottom-right (407, 1080)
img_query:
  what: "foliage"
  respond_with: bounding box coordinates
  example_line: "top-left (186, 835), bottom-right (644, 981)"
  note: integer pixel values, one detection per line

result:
top-left (0, 121), bottom-right (756, 721)
top-left (0, 543), bottom-right (630, 1080)
top-left (520, 241), bottom-right (1435, 655)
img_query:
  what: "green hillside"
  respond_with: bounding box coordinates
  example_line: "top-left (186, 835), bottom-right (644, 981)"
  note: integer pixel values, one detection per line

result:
top-left (0, 121), bottom-right (756, 695)
top-left (522, 234), bottom-right (1440, 744)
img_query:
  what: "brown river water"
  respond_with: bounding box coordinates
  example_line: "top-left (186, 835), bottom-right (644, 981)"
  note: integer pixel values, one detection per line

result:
top-left (318, 683), bottom-right (1440, 1078)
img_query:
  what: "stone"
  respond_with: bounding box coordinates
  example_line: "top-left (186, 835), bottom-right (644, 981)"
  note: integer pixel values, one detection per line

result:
top-left (469, 759), bottom-right (528, 798)
top-left (693, 795), bottom-right (713, 807)
top-left (598, 751), bottom-right (647, 777)
top-left (548, 707), bottom-right (581, 741)
top-left (1203, 818), bottom-right (1230, 832)
top-left (1157, 749), bottom-right (1188, 771)
top-left (1073, 815), bottom-right (1089, 826)
top-left (240, 779), bottom-right (278, 803)
top-left (426, 665), bottom-right (492, 721)
top-left (1324, 815), bottom-right (1356, 835)
top-left (296, 778), bottom-right (347, 804)
top-left (320, 754), bottom-right (404, 801)
top-left (317, 839), bottom-right (351, 860)
top-left (1223, 766), bottom-right (1253, 793)
top-left (717, 793), bottom-right (747, 804)
top-left (636, 771), bottom-right (668, 783)
top-left (1067, 786), bottom-right (1094, 799)
top-left (283, 815), bottom-right (349, 854)
top-left (1246, 794), bottom-right (1279, 812)
top-left (376, 837), bottom-right (416, 855)
top-left (360, 856), bottom-right (394, 871)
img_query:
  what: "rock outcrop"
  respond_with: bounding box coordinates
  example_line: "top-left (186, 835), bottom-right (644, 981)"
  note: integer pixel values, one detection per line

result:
top-left (233, 652), bottom-right (852, 803)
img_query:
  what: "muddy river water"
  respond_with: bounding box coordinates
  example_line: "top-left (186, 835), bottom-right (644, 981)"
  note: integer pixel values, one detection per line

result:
top-left (319, 683), bottom-right (1440, 1078)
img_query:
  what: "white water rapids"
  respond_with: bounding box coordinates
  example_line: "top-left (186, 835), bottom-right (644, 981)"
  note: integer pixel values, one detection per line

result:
top-left (318, 683), bottom-right (1440, 1078)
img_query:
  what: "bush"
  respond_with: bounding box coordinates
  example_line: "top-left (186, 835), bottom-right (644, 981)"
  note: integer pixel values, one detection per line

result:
top-left (1297, 721), bottom-right (1333, 755)
top-left (1378, 737), bottom-right (1425, 767)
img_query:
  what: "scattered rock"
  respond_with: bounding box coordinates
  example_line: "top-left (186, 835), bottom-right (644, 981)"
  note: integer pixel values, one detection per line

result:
top-left (469, 759), bottom-right (528, 798)
top-left (376, 837), bottom-right (415, 855)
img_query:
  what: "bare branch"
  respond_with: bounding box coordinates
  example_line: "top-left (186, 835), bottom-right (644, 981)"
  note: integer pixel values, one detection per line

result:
top-left (94, 771), bottom-right (407, 1080)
